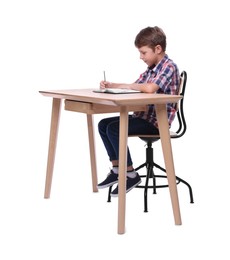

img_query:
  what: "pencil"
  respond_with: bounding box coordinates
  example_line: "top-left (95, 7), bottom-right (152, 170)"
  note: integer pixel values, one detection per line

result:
top-left (103, 71), bottom-right (106, 81)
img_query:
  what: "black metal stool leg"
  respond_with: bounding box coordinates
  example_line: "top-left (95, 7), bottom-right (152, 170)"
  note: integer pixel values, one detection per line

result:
top-left (175, 176), bottom-right (194, 203)
top-left (144, 164), bottom-right (152, 212)
top-left (107, 186), bottom-right (112, 202)
top-left (135, 162), bottom-right (147, 172)
top-left (153, 162), bottom-right (194, 204)
top-left (151, 168), bottom-right (157, 195)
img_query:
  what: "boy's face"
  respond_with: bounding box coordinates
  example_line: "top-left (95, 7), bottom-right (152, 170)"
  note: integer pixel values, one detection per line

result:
top-left (138, 45), bottom-right (161, 67)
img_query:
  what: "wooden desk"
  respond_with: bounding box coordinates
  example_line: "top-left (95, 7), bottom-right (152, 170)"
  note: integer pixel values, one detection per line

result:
top-left (39, 88), bottom-right (182, 234)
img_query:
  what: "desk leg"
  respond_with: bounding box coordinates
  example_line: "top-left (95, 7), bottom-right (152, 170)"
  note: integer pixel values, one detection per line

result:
top-left (155, 104), bottom-right (182, 225)
top-left (118, 106), bottom-right (128, 234)
top-left (87, 114), bottom-right (98, 192)
top-left (44, 98), bottom-right (61, 198)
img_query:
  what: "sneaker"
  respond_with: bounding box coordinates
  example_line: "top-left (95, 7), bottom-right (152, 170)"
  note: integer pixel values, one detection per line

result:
top-left (110, 173), bottom-right (141, 197)
top-left (97, 170), bottom-right (118, 189)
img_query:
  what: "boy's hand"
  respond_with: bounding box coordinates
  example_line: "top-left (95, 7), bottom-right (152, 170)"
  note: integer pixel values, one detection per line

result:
top-left (100, 81), bottom-right (112, 89)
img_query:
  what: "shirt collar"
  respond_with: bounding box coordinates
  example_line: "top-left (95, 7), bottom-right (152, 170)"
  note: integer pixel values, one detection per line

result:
top-left (148, 54), bottom-right (169, 73)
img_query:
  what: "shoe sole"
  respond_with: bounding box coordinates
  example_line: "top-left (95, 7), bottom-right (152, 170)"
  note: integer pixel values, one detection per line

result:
top-left (110, 179), bottom-right (142, 197)
top-left (97, 180), bottom-right (118, 189)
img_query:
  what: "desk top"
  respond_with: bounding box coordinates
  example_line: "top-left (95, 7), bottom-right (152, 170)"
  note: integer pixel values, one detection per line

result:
top-left (39, 88), bottom-right (182, 106)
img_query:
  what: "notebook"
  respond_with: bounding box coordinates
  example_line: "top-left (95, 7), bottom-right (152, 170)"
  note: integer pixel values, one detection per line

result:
top-left (93, 88), bottom-right (141, 94)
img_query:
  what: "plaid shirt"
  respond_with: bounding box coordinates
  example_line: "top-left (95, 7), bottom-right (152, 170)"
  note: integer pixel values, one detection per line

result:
top-left (132, 54), bottom-right (180, 128)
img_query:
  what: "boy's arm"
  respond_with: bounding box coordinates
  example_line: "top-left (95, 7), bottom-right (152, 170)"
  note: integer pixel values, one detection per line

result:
top-left (102, 81), bottom-right (159, 94)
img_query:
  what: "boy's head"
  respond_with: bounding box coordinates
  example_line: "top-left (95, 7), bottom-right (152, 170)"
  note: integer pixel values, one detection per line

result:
top-left (134, 26), bottom-right (166, 52)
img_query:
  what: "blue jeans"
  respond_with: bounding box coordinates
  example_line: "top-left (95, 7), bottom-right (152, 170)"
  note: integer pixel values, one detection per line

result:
top-left (98, 116), bottom-right (159, 167)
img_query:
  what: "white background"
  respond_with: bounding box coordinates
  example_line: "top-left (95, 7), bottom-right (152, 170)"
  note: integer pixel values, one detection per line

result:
top-left (0, 0), bottom-right (229, 259)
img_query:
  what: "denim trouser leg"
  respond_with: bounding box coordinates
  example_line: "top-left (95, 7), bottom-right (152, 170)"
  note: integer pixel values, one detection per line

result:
top-left (98, 116), bottom-right (159, 167)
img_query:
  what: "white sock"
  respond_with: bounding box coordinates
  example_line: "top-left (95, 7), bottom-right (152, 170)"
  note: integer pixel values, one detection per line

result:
top-left (113, 167), bottom-right (137, 178)
top-left (112, 166), bottom-right (119, 174)
top-left (127, 170), bottom-right (137, 178)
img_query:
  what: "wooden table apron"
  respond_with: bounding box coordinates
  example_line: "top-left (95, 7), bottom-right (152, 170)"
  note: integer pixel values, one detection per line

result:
top-left (39, 89), bottom-right (182, 234)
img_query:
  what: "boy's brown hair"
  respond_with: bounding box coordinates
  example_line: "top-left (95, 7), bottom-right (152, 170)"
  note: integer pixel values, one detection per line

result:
top-left (134, 26), bottom-right (166, 52)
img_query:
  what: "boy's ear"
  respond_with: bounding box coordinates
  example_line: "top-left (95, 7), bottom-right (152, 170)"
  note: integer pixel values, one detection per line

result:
top-left (155, 45), bottom-right (163, 54)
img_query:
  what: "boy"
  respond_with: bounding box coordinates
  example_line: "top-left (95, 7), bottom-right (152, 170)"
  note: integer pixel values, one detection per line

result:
top-left (97, 26), bottom-right (180, 197)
